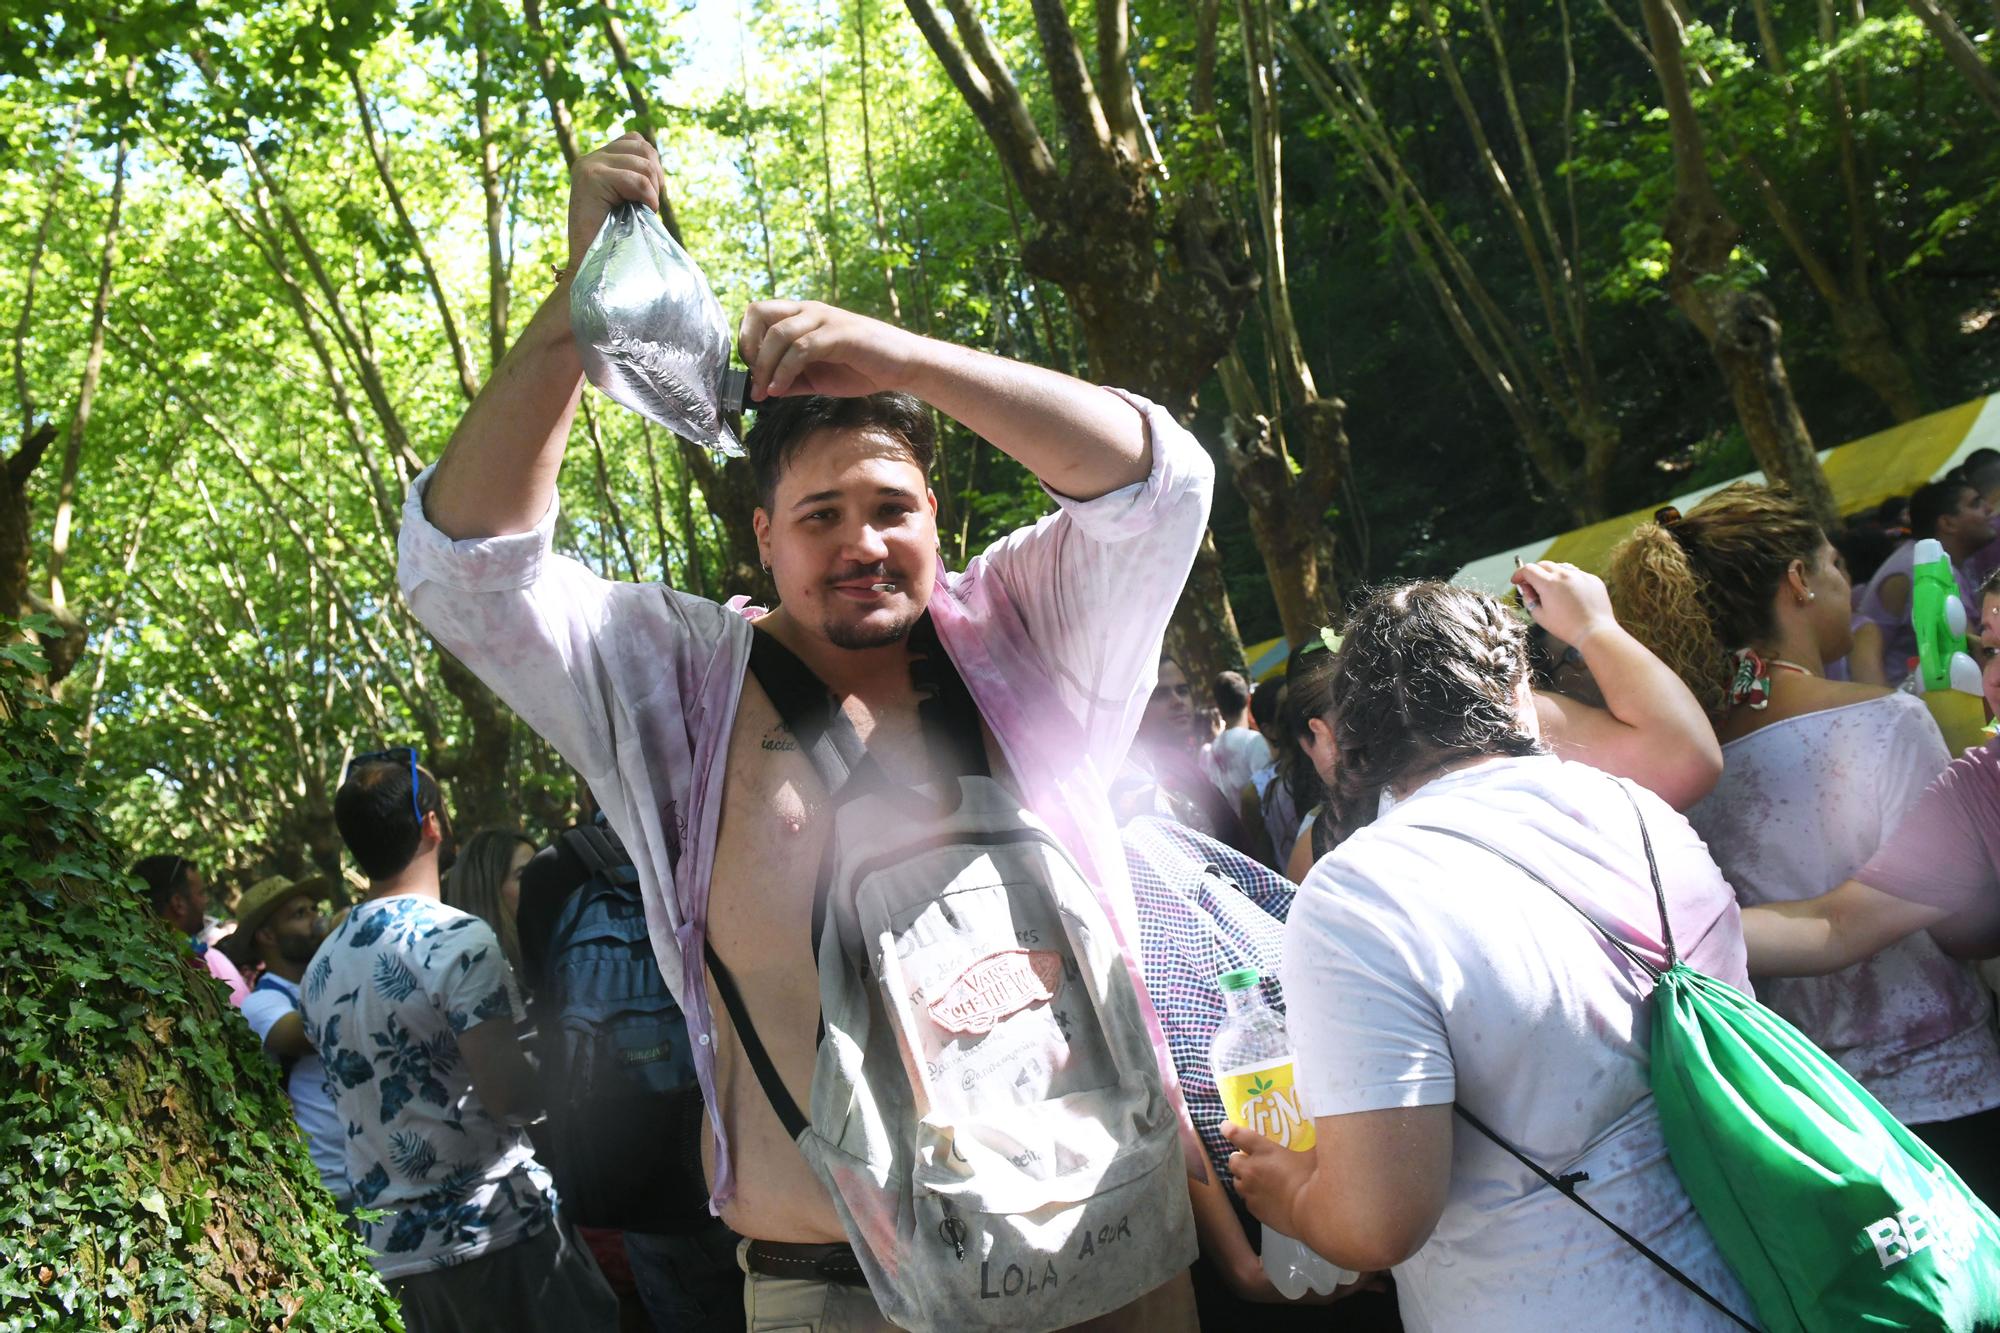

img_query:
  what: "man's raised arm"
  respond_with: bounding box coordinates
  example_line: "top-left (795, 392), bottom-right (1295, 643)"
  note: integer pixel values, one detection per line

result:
top-left (423, 134), bottom-right (667, 539)
top-left (738, 300), bottom-right (1152, 500)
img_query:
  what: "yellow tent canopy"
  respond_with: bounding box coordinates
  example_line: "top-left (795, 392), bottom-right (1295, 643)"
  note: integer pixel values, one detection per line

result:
top-left (1449, 394), bottom-right (2000, 592)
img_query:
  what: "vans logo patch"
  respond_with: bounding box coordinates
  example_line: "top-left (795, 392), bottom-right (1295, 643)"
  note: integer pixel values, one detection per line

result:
top-left (927, 949), bottom-right (1064, 1035)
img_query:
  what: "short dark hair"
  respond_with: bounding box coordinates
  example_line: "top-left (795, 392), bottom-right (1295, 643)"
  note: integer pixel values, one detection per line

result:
top-left (1964, 454), bottom-right (2000, 496)
top-left (1212, 670), bottom-right (1252, 716)
top-left (744, 392), bottom-right (937, 509)
top-left (1248, 675), bottom-right (1282, 731)
top-left (1911, 478), bottom-right (1976, 539)
top-left (335, 759), bottom-right (443, 881)
top-left (133, 854), bottom-right (195, 917)
top-left (1834, 522), bottom-right (1898, 588)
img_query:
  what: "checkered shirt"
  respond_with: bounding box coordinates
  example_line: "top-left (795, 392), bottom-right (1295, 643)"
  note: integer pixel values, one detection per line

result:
top-left (1122, 816), bottom-right (1295, 1195)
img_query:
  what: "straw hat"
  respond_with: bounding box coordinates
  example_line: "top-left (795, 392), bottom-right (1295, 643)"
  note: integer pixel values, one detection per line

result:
top-left (229, 872), bottom-right (333, 949)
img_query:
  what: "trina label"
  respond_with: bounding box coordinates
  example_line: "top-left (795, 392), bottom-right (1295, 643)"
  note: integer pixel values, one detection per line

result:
top-left (926, 949), bottom-right (1064, 1036)
top-left (1219, 1058), bottom-right (1316, 1152)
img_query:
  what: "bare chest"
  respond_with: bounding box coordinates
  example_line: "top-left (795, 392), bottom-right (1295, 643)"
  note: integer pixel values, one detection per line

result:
top-left (700, 673), bottom-right (931, 1238)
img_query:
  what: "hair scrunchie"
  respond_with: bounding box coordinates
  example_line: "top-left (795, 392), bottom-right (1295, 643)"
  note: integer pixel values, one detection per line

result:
top-left (1728, 647), bottom-right (1777, 711)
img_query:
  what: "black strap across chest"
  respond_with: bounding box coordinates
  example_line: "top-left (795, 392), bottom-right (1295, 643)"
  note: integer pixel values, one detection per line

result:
top-left (704, 613), bottom-right (987, 1143)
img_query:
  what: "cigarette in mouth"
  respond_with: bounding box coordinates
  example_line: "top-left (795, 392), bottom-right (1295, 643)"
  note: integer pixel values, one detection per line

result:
top-left (871, 582), bottom-right (897, 592)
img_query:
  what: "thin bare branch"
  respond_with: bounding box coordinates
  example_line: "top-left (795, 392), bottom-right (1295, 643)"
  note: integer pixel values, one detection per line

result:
top-left (350, 67), bottom-right (481, 401)
top-left (906, 0), bottom-right (1061, 210)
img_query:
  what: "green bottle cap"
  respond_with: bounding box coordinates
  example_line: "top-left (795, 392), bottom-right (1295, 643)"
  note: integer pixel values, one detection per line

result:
top-left (1217, 968), bottom-right (1260, 992)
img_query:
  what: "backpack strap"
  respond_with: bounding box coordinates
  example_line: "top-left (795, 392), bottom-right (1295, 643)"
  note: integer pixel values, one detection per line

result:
top-left (561, 824), bottom-right (637, 888)
top-left (747, 627), bottom-right (868, 794)
top-left (251, 973), bottom-right (302, 1079)
top-left (703, 937), bottom-right (809, 1140)
top-left (1450, 1106), bottom-right (1757, 1330)
top-left (1410, 825), bottom-right (1664, 984)
top-left (907, 612), bottom-right (988, 781)
top-left (1416, 779), bottom-right (1677, 977)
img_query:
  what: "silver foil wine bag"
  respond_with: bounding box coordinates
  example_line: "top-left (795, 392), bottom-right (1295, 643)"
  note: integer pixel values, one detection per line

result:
top-left (571, 203), bottom-right (751, 457)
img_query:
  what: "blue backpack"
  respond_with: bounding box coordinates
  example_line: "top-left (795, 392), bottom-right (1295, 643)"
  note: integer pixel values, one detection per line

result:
top-left (539, 823), bottom-right (708, 1232)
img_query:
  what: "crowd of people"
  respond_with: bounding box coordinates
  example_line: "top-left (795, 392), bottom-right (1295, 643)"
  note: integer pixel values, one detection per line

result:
top-left (128, 131), bottom-right (2000, 1333)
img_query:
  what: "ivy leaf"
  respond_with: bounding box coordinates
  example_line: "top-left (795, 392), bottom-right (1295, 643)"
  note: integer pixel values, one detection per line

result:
top-left (137, 1187), bottom-right (170, 1220)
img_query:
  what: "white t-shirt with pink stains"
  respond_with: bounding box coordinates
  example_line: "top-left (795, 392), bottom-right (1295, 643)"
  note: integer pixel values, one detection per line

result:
top-left (1286, 755), bottom-right (1753, 1333)
top-left (1688, 691), bottom-right (2000, 1126)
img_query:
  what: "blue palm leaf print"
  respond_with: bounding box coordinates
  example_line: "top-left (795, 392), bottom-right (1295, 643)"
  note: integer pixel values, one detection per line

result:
top-left (304, 955), bottom-right (333, 1002)
top-left (352, 1162), bottom-right (390, 1205)
top-left (379, 1073), bottom-right (413, 1123)
top-left (388, 1130), bottom-right (438, 1179)
top-left (348, 910), bottom-right (390, 948)
top-left (435, 1162), bottom-right (483, 1202)
top-left (326, 1047), bottom-right (375, 1090)
top-left (384, 1206), bottom-right (431, 1254)
top-left (422, 1029), bottom-right (459, 1074)
top-left (373, 953), bottom-right (420, 1003)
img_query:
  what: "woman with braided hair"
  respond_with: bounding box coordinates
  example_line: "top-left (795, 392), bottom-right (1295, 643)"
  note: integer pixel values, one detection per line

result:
top-left (1274, 557), bottom-right (1727, 883)
top-left (1225, 578), bottom-right (1752, 1332)
top-left (1605, 482), bottom-right (2000, 1168)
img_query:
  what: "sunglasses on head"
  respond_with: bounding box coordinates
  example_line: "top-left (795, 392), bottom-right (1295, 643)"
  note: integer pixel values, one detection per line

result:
top-left (346, 746), bottom-right (424, 829)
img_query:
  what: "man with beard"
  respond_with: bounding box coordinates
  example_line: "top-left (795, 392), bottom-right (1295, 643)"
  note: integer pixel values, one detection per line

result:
top-left (231, 873), bottom-right (351, 1208)
top-left (398, 132), bottom-right (1213, 1329)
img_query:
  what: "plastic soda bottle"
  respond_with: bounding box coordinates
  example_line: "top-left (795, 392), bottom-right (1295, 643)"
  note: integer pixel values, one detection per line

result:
top-left (1210, 967), bottom-right (1357, 1298)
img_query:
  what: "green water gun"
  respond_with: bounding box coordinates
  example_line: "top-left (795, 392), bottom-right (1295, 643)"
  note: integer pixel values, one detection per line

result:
top-left (1911, 538), bottom-right (1981, 695)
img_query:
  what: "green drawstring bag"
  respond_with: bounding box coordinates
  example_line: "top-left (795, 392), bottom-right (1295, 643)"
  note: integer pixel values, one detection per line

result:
top-left (1418, 781), bottom-right (2000, 1333)
top-left (1651, 963), bottom-right (2000, 1331)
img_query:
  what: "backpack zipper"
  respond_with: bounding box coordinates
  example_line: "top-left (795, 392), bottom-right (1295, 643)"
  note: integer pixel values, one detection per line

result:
top-left (937, 1197), bottom-right (968, 1261)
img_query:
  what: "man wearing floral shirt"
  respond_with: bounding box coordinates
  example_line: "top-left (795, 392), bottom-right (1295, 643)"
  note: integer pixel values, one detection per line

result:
top-left (302, 754), bottom-right (617, 1332)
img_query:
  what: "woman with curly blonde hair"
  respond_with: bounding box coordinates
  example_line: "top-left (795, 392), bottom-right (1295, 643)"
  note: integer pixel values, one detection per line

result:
top-left (1606, 483), bottom-right (2000, 1166)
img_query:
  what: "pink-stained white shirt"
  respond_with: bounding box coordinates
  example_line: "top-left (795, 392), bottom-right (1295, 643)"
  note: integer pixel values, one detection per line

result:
top-left (1688, 692), bottom-right (2000, 1125)
top-left (397, 390), bottom-right (1213, 1209)
top-left (1286, 757), bottom-right (1753, 1331)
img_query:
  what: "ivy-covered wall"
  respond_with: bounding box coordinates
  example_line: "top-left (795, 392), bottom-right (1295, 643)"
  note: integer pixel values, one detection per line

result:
top-left (0, 625), bottom-right (400, 1332)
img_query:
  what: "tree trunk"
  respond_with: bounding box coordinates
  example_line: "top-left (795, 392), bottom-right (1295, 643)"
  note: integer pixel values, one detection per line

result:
top-left (2, 426), bottom-right (57, 640)
top-left (37, 121), bottom-right (129, 688)
top-left (854, 0), bottom-right (903, 321)
top-left (597, 0), bottom-right (683, 240)
top-left (1281, 17), bottom-right (1601, 521)
top-left (2, 679), bottom-right (399, 1332)
top-left (905, 0), bottom-right (1258, 679)
top-left (1640, 0), bottom-right (1839, 530)
top-left (1905, 0), bottom-right (2000, 123)
top-left (1223, 0), bottom-right (1346, 641)
top-left (476, 16), bottom-right (510, 369)
top-left (522, 0), bottom-right (582, 165)
top-left (436, 646), bottom-right (518, 833)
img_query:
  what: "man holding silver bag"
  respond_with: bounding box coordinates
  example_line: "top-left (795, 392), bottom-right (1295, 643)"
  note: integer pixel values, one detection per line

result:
top-left (400, 133), bottom-right (1212, 1332)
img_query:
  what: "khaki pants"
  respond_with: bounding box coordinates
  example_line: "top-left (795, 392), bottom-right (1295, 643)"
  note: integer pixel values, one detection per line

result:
top-left (737, 1239), bottom-right (901, 1333)
top-left (735, 1241), bottom-right (1196, 1333)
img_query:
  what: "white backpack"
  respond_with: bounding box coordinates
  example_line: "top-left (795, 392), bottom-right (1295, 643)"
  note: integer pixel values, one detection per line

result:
top-left (706, 622), bottom-right (1195, 1331)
